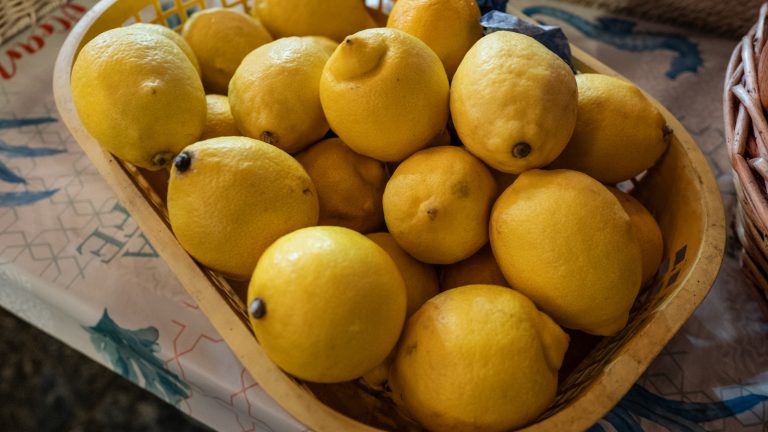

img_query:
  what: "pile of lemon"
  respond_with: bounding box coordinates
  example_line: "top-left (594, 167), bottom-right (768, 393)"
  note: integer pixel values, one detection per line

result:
top-left (71, 0), bottom-right (668, 430)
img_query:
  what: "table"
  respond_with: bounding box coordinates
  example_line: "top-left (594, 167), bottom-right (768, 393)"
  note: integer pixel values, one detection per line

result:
top-left (1, 0), bottom-right (766, 430)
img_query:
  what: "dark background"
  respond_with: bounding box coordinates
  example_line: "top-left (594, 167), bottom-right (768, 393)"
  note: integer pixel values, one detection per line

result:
top-left (0, 307), bottom-right (209, 431)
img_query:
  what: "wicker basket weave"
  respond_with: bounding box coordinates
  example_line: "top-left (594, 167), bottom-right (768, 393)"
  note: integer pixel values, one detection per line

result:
top-left (53, 1), bottom-right (725, 430)
top-left (724, 3), bottom-right (768, 313)
top-left (0, 0), bottom-right (69, 45)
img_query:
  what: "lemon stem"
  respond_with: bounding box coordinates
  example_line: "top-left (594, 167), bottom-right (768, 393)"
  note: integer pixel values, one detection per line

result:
top-left (250, 298), bottom-right (266, 319)
top-left (152, 151), bottom-right (175, 168)
top-left (173, 150), bottom-right (192, 172)
top-left (512, 142), bottom-right (531, 159)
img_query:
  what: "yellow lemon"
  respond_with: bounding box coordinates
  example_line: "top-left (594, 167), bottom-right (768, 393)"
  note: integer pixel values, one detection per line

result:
top-left (360, 232), bottom-right (439, 390)
top-left (252, 0), bottom-right (376, 42)
top-left (181, 8), bottom-right (272, 94)
top-left (167, 137), bottom-right (318, 279)
top-left (320, 28), bottom-right (449, 161)
top-left (200, 94), bottom-right (240, 140)
top-left (451, 31), bottom-right (577, 173)
top-left (549, 73), bottom-right (668, 183)
top-left (295, 138), bottom-right (386, 233)
top-left (383, 146), bottom-right (496, 264)
top-left (366, 232), bottom-right (440, 318)
top-left (441, 244), bottom-right (508, 291)
top-left (389, 284), bottom-right (569, 432)
top-left (247, 226), bottom-right (406, 383)
top-left (360, 355), bottom-right (392, 391)
top-left (490, 169), bottom-right (642, 335)
top-left (131, 23), bottom-right (200, 75)
top-left (608, 187), bottom-right (664, 283)
top-left (229, 36), bottom-right (335, 153)
top-left (387, 0), bottom-right (482, 79)
top-left (71, 25), bottom-right (206, 170)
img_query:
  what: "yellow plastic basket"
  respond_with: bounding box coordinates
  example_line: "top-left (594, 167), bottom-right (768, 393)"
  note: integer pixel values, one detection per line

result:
top-left (53, 1), bottom-right (725, 430)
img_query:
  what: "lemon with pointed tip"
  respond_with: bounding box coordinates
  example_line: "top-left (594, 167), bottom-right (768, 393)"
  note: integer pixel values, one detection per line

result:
top-left (320, 28), bottom-right (449, 162)
top-left (200, 94), bottom-right (239, 140)
top-left (247, 226), bottom-right (406, 383)
top-left (490, 169), bottom-right (642, 335)
top-left (167, 137), bottom-right (318, 279)
top-left (71, 25), bottom-right (206, 170)
top-left (389, 284), bottom-right (569, 431)
top-left (451, 31), bottom-right (577, 173)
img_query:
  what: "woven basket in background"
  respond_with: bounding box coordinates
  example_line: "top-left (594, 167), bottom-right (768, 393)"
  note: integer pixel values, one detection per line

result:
top-left (725, 3), bottom-right (768, 314)
top-left (0, 0), bottom-right (69, 46)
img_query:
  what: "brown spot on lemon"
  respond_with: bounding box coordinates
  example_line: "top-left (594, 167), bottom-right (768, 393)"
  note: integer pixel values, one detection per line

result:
top-left (260, 131), bottom-right (277, 145)
top-left (452, 181), bottom-right (470, 198)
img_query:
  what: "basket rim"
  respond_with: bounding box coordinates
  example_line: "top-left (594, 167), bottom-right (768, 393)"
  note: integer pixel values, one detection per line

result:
top-left (52, 1), bottom-right (726, 431)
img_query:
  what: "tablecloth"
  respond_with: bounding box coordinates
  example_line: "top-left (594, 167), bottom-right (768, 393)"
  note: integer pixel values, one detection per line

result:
top-left (0, 0), bottom-right (766, 431)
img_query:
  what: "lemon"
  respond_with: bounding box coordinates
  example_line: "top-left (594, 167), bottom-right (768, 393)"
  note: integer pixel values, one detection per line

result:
top-left (295, 138), bottom-right (386, 233)
top-left (167, 137), bottom-right (318, 279)
top-left (252, 0), bottom-right (376, 42)
top-left (247, 226), bottom-right (406, 383)
top-left (131, 23), bottom-right (200, 75)
top-left (387, 0), bottom-right (482, 79)
top-left (383, 146), bottom-right (496, 264)
top-left (200, 94), bottom-right (240, 140)
top-left (366, 232), bottom-right (439, 318)
top-left (229, 36), bottom-right (335, 153)
top-left (490, 169), bottom-right (642, 335)
top-left (71, 25), bottom-right (206, 170)
top-left (608, 187), bottom-right (664, 283)
top-left (181, 8), bottom-right (272, 94)
top-left (360, 355), bottom-right (392, 391)
top-left (549, 74), bottom-right (668, 183)
top-left (451, 31), bottom-right (577, 174)
top-left (320, 28), bottom-right (449, 161)
top-left (441, 244), bottom-right (508, 290)
top-left (361, 232), bottom-right (440, 391)
top-left (389, 284), bottom-right (569, 431)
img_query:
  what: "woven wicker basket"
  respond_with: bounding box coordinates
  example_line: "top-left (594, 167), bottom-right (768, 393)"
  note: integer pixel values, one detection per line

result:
top-left (0, 0), bottom-right (69, 45)
top-left (53, 1), bottom-right (725, 430)
top-left (724, 3), bottom-right (768, 313)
